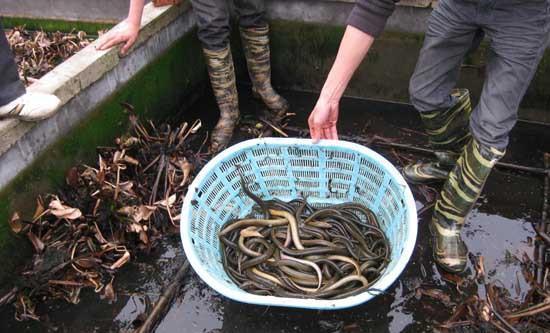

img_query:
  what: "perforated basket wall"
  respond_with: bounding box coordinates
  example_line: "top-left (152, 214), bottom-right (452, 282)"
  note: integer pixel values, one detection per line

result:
top-left (181, 138), bottom-right (417, 310)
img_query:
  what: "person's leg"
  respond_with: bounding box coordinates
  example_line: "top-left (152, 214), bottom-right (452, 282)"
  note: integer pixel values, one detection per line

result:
top-left (190, 0), bottom-right (239, 152)
top-left (405, 0), bottom-right (480, 184)
top-left (433, 0), bottom-right (550, 273)
top-left (234, 0), bottom-right (288, 120)
top-left (191, 0), bottom-right (231, 50)
top-left (470, 0), bottom-right (550, 151)
top-left (0, 21), bottom-right (25, 107)
top-left (0, 21), bottom-right (60, 121)
top-left (233, 0), bottom-right (266, 28)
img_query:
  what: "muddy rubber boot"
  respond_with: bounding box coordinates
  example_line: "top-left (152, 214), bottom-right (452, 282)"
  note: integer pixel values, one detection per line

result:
top-left (403, 89), bottom-right (472, 184)
top-left (239, 24), bottom-right (288, 124)
top-left (203, 46), bottom-right (240, 153)
top-left (430, 138), bottom-right (505, 273)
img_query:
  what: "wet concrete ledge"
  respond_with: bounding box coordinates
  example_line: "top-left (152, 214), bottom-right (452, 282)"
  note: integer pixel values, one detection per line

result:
top-left (0, 3), bottom-right (194, 191)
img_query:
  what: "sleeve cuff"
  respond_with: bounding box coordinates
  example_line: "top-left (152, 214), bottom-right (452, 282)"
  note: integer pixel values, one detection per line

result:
top-left (345, 2), bottom-right (394, 38)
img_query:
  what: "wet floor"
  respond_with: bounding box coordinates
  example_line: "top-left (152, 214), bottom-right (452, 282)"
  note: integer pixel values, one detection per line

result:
top-left (1, 88), bottom-right (549, 332)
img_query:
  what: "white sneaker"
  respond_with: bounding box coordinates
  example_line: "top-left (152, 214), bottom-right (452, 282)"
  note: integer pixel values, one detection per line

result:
top-left (0, 92), bottom-right (61, 122)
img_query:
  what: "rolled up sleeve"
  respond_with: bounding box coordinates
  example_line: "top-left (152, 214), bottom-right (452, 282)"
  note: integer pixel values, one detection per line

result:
top-left (346, 0), bottom-right (398, 38)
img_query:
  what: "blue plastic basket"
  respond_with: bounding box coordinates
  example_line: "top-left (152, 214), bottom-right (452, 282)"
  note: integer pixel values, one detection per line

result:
top-left (180, 138), bottom-right (417, 310)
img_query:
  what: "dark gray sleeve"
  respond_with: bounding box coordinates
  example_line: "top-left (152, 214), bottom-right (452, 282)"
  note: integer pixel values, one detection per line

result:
top-left (346, 0), bottom-right (398, 37)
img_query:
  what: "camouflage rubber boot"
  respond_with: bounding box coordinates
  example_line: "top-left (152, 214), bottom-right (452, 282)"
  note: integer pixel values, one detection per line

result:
top-left (403, 89), bottom-right (472, 184)
top-left (239, 24), bottom-right (289, 122)
top-left (203, 46), bottom-right (240, 153)
top-left (430, 138), bottom-right (505, 273)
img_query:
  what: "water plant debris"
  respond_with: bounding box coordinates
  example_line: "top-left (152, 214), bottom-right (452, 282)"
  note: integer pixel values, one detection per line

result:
top-left (0, 107), bottom-right (204, 321)
top-left (6, 26), bottom-right (93, 85)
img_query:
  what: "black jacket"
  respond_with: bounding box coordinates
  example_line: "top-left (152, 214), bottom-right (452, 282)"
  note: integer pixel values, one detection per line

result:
top-left (347, 0), bottom-right (399, 37)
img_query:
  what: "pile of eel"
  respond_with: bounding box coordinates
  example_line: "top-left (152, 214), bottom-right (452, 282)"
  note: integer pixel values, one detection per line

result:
top-left (219, 181), bottom-right (390, 300)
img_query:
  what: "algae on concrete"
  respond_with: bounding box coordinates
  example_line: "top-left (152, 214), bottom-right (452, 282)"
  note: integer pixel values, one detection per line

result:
top-left (2, 16), bottom-right (113, 35)
top-left (266, 20), bottom-right (550, 118)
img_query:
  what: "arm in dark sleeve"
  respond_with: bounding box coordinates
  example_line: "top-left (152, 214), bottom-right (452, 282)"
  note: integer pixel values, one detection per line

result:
top-left (346, 0), bottom-right (398, 38)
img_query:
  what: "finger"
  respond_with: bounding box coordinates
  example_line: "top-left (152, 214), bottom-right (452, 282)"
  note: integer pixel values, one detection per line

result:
top-left (308, 114), bottom-right (318, 142)
top-left (120, 37), bottom-right (135, 55)
top-left (311, 126), bottom-right (322, 143)
top-left (309, 118), bottom-right (323, 143)
top-left (331, 125), bottom-right (338, 141)
top-left (96, 32), bottom-right (115, 50)
top-left (97, 37), bottom-right (116, 51)
top-left (307, 113), bottom-right (315, 129)
top-left (322, 128), bottom-right (332, 141)
top-left (98, 36), bottom-right (123, 51)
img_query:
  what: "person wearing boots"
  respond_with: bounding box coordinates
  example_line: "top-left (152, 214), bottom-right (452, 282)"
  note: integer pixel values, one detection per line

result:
top-left (0, 21), bottom-right (61, 121)
top-left (308, 0), bottom-right (550, 273)
top-left (97, 0), bottom-right (288, 153)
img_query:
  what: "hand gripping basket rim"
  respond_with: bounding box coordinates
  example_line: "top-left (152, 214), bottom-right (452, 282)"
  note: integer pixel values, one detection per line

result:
top-left (180, 138), bottom-right (418, 310)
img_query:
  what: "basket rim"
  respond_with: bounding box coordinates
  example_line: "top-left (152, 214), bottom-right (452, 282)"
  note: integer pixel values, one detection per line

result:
top-left (180, 137), bottom-right (418, 309)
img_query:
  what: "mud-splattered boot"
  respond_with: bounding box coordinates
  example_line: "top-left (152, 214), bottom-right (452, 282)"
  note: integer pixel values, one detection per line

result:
top-left (403, 89), bottom-right (472, 184)
top-left (430, 138), bottom-right (505, 273)
top-left (203, 46), bottom-right (240, 153)
top-left (239, 24), bottom-right (288, 125)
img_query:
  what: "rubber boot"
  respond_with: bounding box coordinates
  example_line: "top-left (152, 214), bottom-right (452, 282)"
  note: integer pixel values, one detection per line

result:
top-left (430, 138), bottom-right (505, 273)
top-left (403, 89), bottom-right (472, 184)
top-left (0, 92), bottom-right (60, 121)
top-left (203, 46), bottom-right (240, 153)
top-left (239, 24), bottom-right (288, 125)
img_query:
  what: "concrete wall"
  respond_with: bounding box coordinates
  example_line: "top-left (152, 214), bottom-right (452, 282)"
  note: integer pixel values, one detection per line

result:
top-left (261, 21), bottom-right (550, 123)
top-left (0, 0), bottom-right (138, 23)
top-left (262, 0), bottom-right (550, 123)
top-left (266, 0), bottom-right (432, 34)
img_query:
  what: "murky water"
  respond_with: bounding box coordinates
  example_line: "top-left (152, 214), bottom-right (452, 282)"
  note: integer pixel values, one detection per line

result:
top-left (1, 89), bottom-right (548, 332)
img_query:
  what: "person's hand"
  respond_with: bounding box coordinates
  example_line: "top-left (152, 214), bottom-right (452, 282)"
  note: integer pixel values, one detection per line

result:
top-left (96, 20), bottom-right (140, 56)
top-left (308, 97), bottom-right (339, 142)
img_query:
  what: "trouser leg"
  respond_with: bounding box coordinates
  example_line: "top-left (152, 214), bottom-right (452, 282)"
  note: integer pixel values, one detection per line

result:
top-left (431, 0), bottom-right (550, 273)
top-left (409, 0), bottom-right (479, 113)
top-left (470, 0), bottom-right (550, 151)
top-left (190, 0), bottom-right (231, 50)
top-left (233, 0), bottom-right (267, 28)
top-left (404, 0), bottom-right (479, 184)
top-left (0, 20), bottom-right (25, 106)
top-left (409, 0), bottom-right (480, 153)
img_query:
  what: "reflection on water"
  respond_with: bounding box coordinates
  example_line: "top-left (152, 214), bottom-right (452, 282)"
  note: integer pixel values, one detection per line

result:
top-left (156, 278), bottom-right (223, 333)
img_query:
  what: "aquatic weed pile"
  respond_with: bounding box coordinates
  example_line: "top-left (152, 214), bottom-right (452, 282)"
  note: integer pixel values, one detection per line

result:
top-left (429, 256), bottom-right (550, 332)
top-left (219, 182), bottom-right (390, 299)
top-left (0, 109), bottom-right (206, 321)
top-left (6, 26), bottom-right (92, 85)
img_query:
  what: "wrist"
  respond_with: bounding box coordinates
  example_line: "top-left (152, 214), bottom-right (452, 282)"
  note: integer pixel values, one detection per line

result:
top-left (319, 89), bottom-right (341, 106)
top-left (125, 17), bottom-right (141, 29)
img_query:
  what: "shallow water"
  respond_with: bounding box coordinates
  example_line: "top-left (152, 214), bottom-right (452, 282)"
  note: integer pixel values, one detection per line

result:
top-left (1, 88), bottom-right (548, 332)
